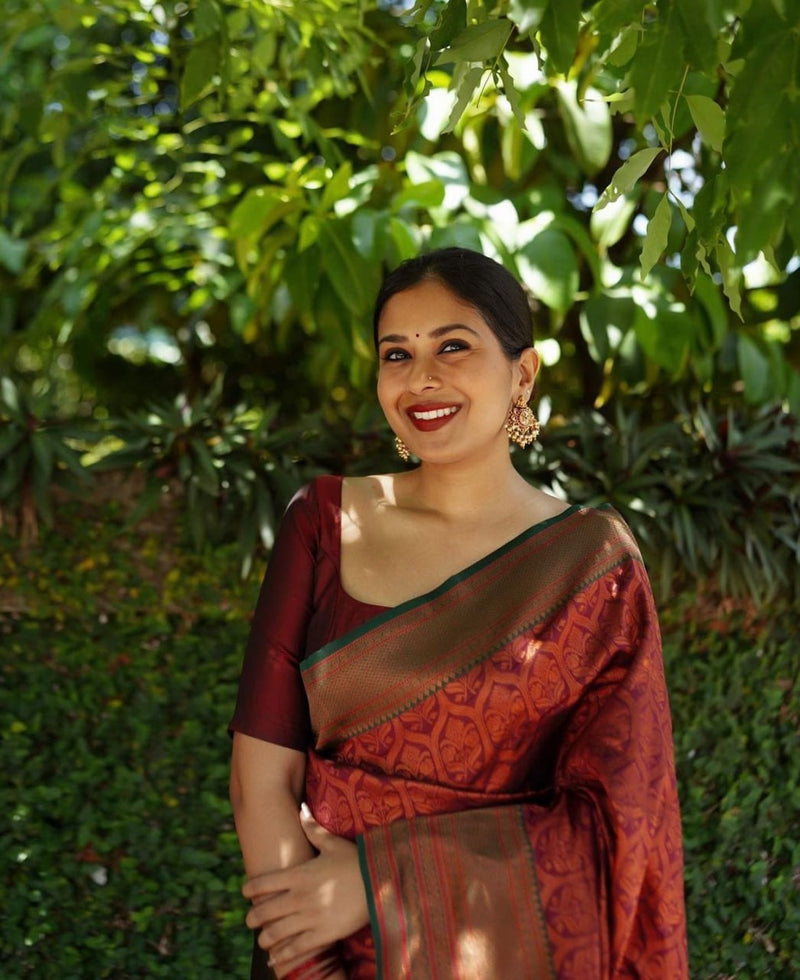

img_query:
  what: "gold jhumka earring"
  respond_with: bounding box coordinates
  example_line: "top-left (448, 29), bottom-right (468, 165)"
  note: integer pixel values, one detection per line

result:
top-left (505, 395), bottom-right (540, 448)
top-left (394, 436), bottom-right (411, 462)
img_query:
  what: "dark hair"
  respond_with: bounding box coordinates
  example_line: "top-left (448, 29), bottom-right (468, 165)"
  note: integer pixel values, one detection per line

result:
top-left (372, 247), bottom-right (533, 358)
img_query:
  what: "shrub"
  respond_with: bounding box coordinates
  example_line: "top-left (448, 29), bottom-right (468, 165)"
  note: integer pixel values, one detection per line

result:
top-left (663, 601), bottom-right (800, 977)
top-left (2, 496), bottom-right (798, 978)
top-left (519, 403), bottom-right (800, 602)
top-left (0, 377), bottom-right (93, 545)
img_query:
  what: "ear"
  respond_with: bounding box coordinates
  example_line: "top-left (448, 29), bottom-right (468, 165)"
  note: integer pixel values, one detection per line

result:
top-left (515, 347), bottom-right (539, 397)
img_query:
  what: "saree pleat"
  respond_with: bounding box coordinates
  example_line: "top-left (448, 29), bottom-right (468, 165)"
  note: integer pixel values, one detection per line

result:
top-left (300, 506), bottom-right (688, 979)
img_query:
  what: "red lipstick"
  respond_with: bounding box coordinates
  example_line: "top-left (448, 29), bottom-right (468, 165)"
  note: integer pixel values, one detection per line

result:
top-left (405, 403), bottom-right (461, 432)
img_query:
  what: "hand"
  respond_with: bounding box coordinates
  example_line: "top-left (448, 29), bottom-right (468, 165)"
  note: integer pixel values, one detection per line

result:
top-left (243, 804), bottom-right (369, 972)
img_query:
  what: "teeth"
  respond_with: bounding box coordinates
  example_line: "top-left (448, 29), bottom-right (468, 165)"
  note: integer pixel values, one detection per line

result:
top-left (412, 407), bottom-right (458, 420)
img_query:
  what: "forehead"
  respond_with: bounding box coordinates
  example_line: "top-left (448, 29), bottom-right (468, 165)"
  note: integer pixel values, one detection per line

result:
top-left (377, 280), bottom-right (490, 336)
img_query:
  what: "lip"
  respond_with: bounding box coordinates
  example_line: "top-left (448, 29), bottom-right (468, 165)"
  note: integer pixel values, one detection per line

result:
top-left (405, 403), bottom-right (461, 432)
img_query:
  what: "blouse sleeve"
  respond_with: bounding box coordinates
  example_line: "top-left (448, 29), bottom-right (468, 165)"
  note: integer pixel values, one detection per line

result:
top-left (228, 482), bottom-right (320, 750)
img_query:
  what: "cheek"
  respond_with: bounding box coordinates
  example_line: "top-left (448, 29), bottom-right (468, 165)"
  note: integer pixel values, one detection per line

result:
top-left (376, 371), bottom-right (394, 414)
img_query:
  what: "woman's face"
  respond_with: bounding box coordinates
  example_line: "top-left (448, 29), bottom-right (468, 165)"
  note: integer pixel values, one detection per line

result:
top-left (376, 279), bottom-right (537, 465)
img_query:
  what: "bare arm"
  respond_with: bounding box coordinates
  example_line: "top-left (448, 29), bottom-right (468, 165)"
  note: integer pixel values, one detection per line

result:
top-left (230, 732), bottom-right (311, 876)
top-left (230, 733), bottom-right (347, 979)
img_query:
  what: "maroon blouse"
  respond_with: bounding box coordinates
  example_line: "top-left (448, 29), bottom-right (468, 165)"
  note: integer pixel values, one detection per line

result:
top-left (229, 475), bottom-right (387, 751)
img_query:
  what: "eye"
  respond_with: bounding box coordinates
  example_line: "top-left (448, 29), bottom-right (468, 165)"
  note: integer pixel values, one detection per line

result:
top-left (440, 339), bottom-right (469, 353)
top-left (382, 348), bottom-right (410, 361)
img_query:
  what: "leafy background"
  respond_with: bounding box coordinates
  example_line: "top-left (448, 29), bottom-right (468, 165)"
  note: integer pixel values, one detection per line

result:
top-left (1, 0), bottom-right (799, 976)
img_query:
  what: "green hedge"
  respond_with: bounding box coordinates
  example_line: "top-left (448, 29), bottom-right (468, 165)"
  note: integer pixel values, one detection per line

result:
top-left (1, 501), bottom-right (798, 977)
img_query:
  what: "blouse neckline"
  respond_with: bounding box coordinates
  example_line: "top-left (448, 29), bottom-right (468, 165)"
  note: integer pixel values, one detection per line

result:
top-left (329, 474), bottom-right (579, 613)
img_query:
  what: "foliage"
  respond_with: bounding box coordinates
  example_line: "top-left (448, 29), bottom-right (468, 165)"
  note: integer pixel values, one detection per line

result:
top-left (663, 602), bottom-right (800, 977)
top-left (0, 376), bottom-right (92, 544)
top-left (94, 387), bottom-right (335, 576)
top-left (1, 499), bottom-right (798, 978)
top-left (519, 403), bottom-right (800, 602)
top-left (0, 499), bottom-right (258, 976)
top-left (402, 0), bottom-right (800, 292)
top-left (1, 0), bottom-right (797, 427)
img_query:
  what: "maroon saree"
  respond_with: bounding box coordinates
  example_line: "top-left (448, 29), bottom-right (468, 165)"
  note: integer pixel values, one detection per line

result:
top-left (300, 504), bottom-right (688, 978)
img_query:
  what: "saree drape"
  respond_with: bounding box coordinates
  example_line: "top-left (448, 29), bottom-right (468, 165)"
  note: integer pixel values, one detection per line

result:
top-left (300, 505), bottom-right (687, 979)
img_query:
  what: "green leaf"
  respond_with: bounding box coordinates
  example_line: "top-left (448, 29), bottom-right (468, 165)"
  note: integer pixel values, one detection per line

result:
top-left (633, 306), bottom-right (693, 374)
top-left (517, 229), bottom-right (579, 313)
top-left (0, 229), bottom-right (28, 275)
top-left (594, 147), bottom-right (662, 211)
top-left (434, 20), bottom-right (512, 66)
top-left (180, 34), bottom-right (221, 109)
top-left (539, 0), bottom-right (582, 74)
top-left (675, 0), bottom-right (719, 71)
top-left (507, 0), bottom-right (549, 37)
top-left (590, 194), bottom-right (637, 249)
top-left (320, 162), bottom-right (353, 213)
top-left (404, 152), bottom-right (470, 214)
top-left (640, 193), bottom-right (672, 280)
top-left (497, 58), bottom-right (525, 128)
top-left (725, 32), bottom-right (795, 193)
top-left (319, 221), bottom-right (373, 315)
top-left (591, 0), bottom-right (649, 38)
top-left (738, 335), bottom-right (771, 403)
top-left (194, 0), bottom-right (223, 38)
top-left (606, 25), bottom-right (639, 67)
top-left (391, 180), bottom-right (446, 212)
top-left (685, 95), bottom-right (725, 152)
top-left (579, 290), bottom-right (638, 362)
top-left (629, 8), bottom-right (685, 124)
top-left (230, 188), bottom-right (296, 241)
top-left (444, 64), bottom-right (485, 132)
top-left (715, 237), bottom-right (743, 320)
top-left (556, 80), bottom-right (613, 176)
top-left (429, 0), bottom-right (466, 49)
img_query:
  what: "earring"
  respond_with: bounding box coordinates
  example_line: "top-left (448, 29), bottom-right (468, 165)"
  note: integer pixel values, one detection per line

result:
top-left (505, 395), bottom-right (540, 448)
top-left (394, 436), bottom-right (411, 462)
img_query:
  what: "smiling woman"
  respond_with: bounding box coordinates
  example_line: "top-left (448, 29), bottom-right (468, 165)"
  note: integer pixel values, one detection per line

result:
top-left (229, 247), bottom-right (688, 979)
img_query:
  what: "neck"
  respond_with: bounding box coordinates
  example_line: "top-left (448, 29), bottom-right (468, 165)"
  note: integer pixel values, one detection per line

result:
top-left (404, 446), bottom-right (529, 521)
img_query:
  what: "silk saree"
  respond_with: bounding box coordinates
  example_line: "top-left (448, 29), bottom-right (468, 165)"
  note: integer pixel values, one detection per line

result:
top-left (299, 504), bottom-right (687, 978)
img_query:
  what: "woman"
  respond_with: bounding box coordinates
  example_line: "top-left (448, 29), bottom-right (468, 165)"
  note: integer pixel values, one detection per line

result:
top-left (229, 247), bottom-right (688, 979)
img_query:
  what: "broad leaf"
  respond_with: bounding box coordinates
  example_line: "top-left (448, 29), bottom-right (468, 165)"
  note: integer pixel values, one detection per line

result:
top-left (640, 193), bottom-right (672, 280)
top-left (430, 0), bottom-right (466, 48)
top-left (180, 34), bottom-right (221, 109)
top-left (319, 221), bottom-right (374, 315)
top-left (517, 229), bottom-right (579, 313)
top-left (434, 20), bottom-right (512, 66)
top-left (556, 80), bottom-right (613, 176)
top-left (444, 64), bottom-right (485, 132)
top-left (675, 0), bottom-right (719, 71)
top-left (629, 7), bottom-right (685, 124)
top-left (507, 0), bottom-right (550, 37)
top-left (685, 94), bottom-right (725, 152)
top-left (634, 306), bottom-right (693, 374)
top-left (595, 147), bottom-right (662, 211)
top-left (539, 0), bottom-right (581, 75)
top-left (590, 194), bottom-right (637, 249)
top-left (738, 335), bottom-right (771, 404)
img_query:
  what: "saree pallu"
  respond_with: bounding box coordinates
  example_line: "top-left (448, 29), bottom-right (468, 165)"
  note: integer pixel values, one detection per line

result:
top-left (301, 506), bottom-right (688, 979)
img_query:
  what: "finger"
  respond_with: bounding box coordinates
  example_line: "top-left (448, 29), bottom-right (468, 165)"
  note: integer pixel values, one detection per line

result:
top-left (268, 931), bottom-right (332, 969)
top-left (243, 873), bottom-right (292, 901)
top-left (246, 891), bottom-right (298, 930)
top-left (299, 802), bottom-right (333, 849)
top-left (255, 913), bottom-right (307, 951)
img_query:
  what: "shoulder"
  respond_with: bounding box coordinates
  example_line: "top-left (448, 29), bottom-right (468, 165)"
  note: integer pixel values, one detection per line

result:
top-left (280, 475), bottom-right (342, 539)
top-left (559, 504), bottom-right (647, 585)
top-left (575, 504), bottom-right (641, 555)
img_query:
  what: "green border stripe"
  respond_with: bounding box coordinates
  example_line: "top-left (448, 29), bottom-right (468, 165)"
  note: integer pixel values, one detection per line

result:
top-left (302, 502), bottom-right (583, 672)
top-left (356, 835), bottom-right (383, 978)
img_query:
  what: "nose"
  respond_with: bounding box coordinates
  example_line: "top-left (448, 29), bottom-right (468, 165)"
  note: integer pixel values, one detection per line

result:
top-left (408, 357), bottom-right (440, 393)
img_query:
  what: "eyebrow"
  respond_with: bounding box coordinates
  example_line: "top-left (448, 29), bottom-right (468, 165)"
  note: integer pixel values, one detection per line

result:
top-left (377, 323), bottom-right (481, 346)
